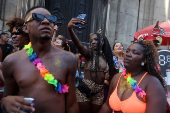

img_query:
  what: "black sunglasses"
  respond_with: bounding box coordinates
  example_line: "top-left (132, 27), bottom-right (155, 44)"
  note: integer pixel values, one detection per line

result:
top-left (11, 31), bottom-right (20, 36)
top-left (25, 13), bottom-right (57, 23)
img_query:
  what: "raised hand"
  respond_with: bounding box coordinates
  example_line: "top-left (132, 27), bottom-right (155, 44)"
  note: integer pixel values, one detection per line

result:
top-left (67, 18), bottom-right (85, 29)
top-left (54, 25), bottom-right (58, 31)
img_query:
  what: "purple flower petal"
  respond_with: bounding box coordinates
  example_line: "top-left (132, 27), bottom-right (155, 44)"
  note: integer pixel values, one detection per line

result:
top-left (135, 86), bottom-right (143, 93)
top-left (33, 58), bottom-right (42, 65)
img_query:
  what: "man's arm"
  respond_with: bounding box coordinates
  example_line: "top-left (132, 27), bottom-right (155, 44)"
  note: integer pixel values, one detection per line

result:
top-left (1, 54), bottom-right (34, 113)
top-left (67, 18), bottom-right (90, 58)
top-left (65, 53), bottom-right (79, 113)
top-left (2, 55), bottom-right (19, 96)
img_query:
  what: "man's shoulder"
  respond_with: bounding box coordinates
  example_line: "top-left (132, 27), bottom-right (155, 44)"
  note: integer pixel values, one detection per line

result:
top-left (55, 50), bottom-right (76, 63)
top-left (61, 50), bottom-right (75, 56)
top-left (53, 47), bottom-right (75, 57)
top-left (3, 50), bottom-right (26, 63)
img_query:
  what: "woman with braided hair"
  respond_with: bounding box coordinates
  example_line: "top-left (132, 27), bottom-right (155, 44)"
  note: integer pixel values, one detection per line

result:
top-left (99, 40), bottom-right (166, 113)
top-left (68, 18), bottom-right (117, 113)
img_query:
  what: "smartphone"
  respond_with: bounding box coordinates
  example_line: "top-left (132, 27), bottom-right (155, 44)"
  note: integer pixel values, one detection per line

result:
top-left (76, 14), bottom-right (86, 26)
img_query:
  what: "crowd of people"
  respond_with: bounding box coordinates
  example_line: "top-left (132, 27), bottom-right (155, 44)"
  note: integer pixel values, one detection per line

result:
top-left (0, 6), bottom-right (168, 113)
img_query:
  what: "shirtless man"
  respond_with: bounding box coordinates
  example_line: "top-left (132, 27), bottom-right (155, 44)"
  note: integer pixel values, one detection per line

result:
top-left (1, 6), bottom-right (78, 113)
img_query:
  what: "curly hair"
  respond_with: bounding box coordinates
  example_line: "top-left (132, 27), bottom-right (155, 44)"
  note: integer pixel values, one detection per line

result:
top-left (136, 40), bottom-right (165, 88)
top-left (6, 17), bottom-right (30, 42)
top-left (6, 17), bottom-right (24, 33)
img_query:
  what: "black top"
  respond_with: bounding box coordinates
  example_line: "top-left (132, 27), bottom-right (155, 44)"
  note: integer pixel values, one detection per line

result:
top-left (0, 43), bottom-right (14, 62)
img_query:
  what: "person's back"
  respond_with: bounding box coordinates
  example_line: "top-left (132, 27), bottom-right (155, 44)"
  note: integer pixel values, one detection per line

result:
top-left (1, 6), bottom-right (78, 113)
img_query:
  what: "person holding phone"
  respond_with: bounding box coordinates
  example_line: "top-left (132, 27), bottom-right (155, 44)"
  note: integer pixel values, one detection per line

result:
top-left (67, 18), bottom-right (117, 113)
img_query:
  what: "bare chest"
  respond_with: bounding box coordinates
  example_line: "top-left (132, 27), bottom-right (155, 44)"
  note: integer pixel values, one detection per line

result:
top-left (13, 57), bottom-right (69, 89)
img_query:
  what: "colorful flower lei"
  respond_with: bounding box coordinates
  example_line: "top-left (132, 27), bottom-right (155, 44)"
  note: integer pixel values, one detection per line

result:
top-left (122, 68), bottom-right (146, 101)
top-left (24, 42), bottom-right (69, 93)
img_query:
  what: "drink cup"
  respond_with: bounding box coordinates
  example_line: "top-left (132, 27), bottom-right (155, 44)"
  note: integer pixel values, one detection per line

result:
top-left (21, 98), bottom-right (34, 113)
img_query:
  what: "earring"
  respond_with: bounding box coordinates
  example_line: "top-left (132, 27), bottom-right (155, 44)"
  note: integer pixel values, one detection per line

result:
top-left (141, 62), bottom-right (144, 66)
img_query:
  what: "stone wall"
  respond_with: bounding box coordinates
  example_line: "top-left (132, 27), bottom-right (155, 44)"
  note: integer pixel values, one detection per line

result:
top-left (106, 0), bottom-right (170, 49)
top-left (0, 0), bottom-right (45, 33)
top-left (0, 0), bottom-right (169, 49)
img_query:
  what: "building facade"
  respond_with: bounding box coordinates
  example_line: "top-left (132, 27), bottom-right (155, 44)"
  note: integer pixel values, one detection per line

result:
top-left (0, 0), bottom-right (169, 49)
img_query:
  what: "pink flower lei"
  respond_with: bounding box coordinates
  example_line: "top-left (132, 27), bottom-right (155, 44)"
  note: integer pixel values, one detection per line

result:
top-left (122, 68), bottom-right (146, 101)
top-left (24, 42), bottom-right (69, 93)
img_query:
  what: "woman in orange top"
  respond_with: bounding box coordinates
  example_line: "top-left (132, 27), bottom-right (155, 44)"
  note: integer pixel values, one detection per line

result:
top-left (99, 40), bottom-right (166, 113)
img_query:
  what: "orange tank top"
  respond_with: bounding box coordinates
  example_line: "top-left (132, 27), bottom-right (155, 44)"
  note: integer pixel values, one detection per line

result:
top-left (109, 72), bottom-right (147, 113)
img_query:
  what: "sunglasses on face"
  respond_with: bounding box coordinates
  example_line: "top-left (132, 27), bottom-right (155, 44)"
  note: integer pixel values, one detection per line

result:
top-left (25, 13), bottom-right (57, 23)
top-left (11, 31), bottom-right (20, 36)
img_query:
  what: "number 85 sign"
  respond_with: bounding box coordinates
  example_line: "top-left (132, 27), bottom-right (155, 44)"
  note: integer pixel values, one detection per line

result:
top-left (158, 50), bottom-right (170, 77)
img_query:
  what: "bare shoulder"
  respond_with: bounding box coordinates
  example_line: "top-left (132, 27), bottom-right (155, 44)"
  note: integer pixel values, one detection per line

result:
top-left (3, 50), bottom-right (26, 65)
top-left (54, 49), bottom-right (76, 65)
top-left (144, 74), bottom-right (166, 113)
top-left (144, 73), bottom-right (166, 98)
top-left (111, 73), bottom-right (122, 83)
top-left (62, 51), bottom-right (76, 62)
top-left (2, 50), bottom-right (27, 79)
top-left (144, 74), bottom-right (164, 88)
top-left (110, 73), bottom-right (122, 90)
